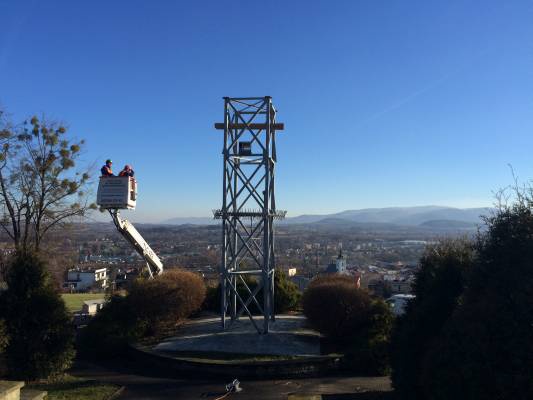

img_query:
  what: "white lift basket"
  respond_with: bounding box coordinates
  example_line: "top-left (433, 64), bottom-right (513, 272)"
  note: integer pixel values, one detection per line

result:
top-left (97, 176), bottom-right (137, 210)
top-left (96, 176), bottom-right (163, 277)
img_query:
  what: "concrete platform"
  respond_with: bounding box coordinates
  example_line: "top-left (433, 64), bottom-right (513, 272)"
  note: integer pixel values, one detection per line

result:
top-left (153, 315), bottom-right (321, 357)
top-left (130, 315), bottom-right (339, 378)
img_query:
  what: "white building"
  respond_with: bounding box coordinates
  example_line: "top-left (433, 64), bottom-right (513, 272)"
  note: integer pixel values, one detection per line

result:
top-left (81, 299), bottom-right (106, 315)
top-left (64, 267), bottom-right (108, 291)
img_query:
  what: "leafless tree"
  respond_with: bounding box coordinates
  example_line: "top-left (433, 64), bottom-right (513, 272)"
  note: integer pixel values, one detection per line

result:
top-left (0, 110), bottom-right (96, 252)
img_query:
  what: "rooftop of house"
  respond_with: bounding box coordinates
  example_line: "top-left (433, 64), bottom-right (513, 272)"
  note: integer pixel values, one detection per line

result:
top-left (68, 265), bottom-right (107, 273)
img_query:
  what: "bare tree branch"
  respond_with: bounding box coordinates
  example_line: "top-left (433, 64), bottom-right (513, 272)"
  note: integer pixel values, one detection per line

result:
top-left (0, 111), bottom-right (95, 252)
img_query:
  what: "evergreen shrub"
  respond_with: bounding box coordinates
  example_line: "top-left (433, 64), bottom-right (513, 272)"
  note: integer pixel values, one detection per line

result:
top-left (390, 239), bottom-right (473, 399)
top-left (421, 203), bottom-right (533, 400)
top-left (0, 252), bottom-right (75, 380)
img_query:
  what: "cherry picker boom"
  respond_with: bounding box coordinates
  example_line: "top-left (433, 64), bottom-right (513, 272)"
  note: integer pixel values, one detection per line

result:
top-left (96, 176), bottom-right (163, 277)
top-left (108, 209), bottom-right (163, 277)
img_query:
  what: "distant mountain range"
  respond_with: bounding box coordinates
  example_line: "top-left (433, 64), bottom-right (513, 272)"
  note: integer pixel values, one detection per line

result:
top-left (162, 206), bottom-right (491, 228)
top-left (162, 216), bottom-right (217, 225)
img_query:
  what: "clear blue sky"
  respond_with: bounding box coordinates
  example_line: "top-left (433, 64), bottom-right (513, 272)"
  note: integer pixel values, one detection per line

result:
top-left (1, 1), bottom-right (532, 222)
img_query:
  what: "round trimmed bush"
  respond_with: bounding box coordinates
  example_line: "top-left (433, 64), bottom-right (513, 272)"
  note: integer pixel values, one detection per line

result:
top-left (303, 275), bottom-right (373, 339)
top-left (302, 274), bottom-right (393, 374)
top-left (127, 269), bottom-right (206, 336)
top-left (308, 274), bottom-right (356, 289)
top-left (82, 268), bottom-right (207, 357)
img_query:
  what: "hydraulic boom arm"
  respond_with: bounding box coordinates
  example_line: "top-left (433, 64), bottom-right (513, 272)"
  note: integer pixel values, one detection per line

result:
top-left (108, 209), bottom-right (163, 277)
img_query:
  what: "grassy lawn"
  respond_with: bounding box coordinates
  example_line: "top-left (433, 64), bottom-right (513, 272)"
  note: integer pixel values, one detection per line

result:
top-left (28, 375), bottom-right (120, 400)
top-left (61, 293), bottom-right (106, 313)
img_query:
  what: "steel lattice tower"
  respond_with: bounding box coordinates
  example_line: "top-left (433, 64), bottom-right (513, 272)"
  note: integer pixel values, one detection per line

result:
top-left (214, 96), bottom-right (286, 334)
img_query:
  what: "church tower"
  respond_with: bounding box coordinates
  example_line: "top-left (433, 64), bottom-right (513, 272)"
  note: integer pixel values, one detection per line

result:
top-left (335, 245), bottom-right (347, 273)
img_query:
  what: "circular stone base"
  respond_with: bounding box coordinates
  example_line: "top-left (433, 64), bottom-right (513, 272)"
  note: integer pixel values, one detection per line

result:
top-left (130, 315), bottom-right (341, 378)
top-left (154, 314), bottom-right (321, 357)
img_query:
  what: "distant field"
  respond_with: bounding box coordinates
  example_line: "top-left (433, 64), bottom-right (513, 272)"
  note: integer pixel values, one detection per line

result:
top-left (62, 293), bottom-right (105, 313)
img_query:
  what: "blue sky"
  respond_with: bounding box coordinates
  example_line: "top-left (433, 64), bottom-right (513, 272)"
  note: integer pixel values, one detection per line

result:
top-left (1, 0), bottom-right (532, 222)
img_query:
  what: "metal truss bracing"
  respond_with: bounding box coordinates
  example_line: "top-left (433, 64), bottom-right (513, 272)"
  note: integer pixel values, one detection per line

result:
top-left (214, 96), bottom-right (285, 334)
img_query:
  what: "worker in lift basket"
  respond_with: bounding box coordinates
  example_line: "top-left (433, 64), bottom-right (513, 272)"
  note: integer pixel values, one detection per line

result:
top-left (119, 164), bottom-right (136, 201)
top-left (119, 164), bottom-right (135, 177)
top-left (100, 159), bottom-right (114, 177)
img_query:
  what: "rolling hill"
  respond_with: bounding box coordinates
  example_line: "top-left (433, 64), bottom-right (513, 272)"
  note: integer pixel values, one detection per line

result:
top-left (163, 206), bottom-right (491, 228)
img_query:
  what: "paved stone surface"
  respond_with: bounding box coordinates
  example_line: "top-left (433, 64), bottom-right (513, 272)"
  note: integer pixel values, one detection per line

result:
top-left (72, 361), bottom-right (392, 400)
top-left (154, 315), bottom-right (321, 356)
